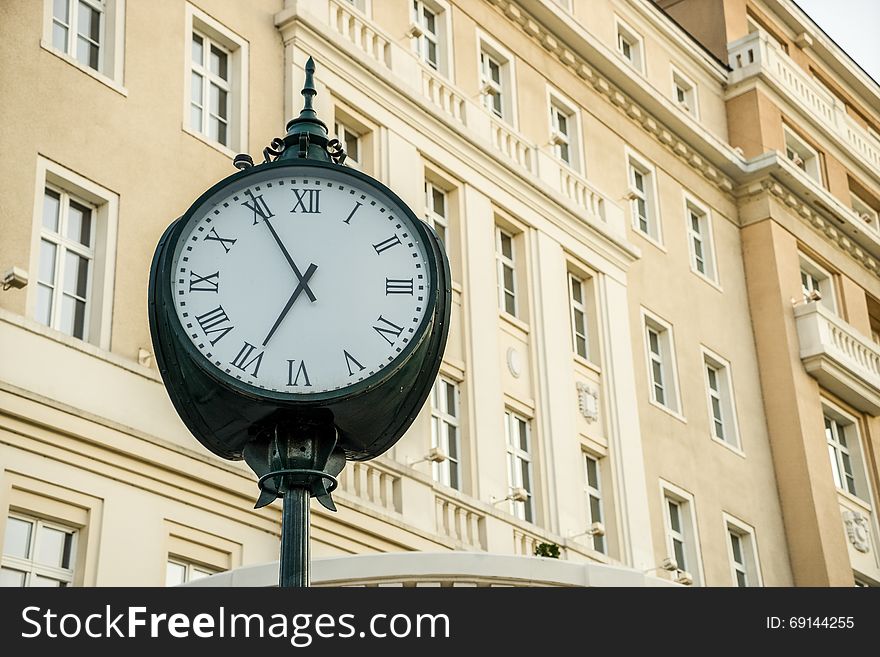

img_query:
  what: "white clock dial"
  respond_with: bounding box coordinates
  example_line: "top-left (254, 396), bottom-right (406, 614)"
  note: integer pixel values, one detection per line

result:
top-left (170, 166), bottom-right (431, 394)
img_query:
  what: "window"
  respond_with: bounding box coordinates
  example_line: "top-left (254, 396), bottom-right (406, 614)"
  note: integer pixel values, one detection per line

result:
top-left (672, 69), bottom-right (698, 117)
top-left (627, 154), bottom-right (660, 242)
top-left (431, 376), bottom-right (461, 490)
top-left (685, 197), bottom-right (717, 282)
top-left (185, 5), bottom-right (248, 152)
top-left (166, 557), bottom-right (218, 586)
top-left (569, 273), bottom-right (589, 360)
top-left (505, 410), bottom-right (534, 522)
top-left (643, 312), bottom-right (680, 413)
top-left (724, 515), bottom-right (762, 587)
top-left (851, 191), bottom-right (879, 229)
top-left (616, 19), bottom-right (644, 72)
top-left (496, 227), bottom-right (517, 317)
top-left (424, 181), bottom-right (448, 247)
top-left (703, 350), bottom-right (740, 449)
top-left (478, 36), bottom-right (515, 123)
top-left (37, 187), bottom-right (95, 341)
top-left (784, 127), bottom-right (822, 184)
top-left (583, 453), bottom-right (605, 553)
top-left (411, 0), bottom-right (448, 75)
top-left (824, 409), bottom-right (868, 500)
top-left (548, 90), bottom-right (581, 171)
top-left (1, 514), bottom-right (76, 587)
top-left (44, 0), bottom-right (125, 85)
top-left (343, 0), bottom-right (368, 13)
top-left (334, 120), bottom-right (361, 167)
top-left (29, 158), bottom-right (119, 349)
top-left (799, 254), bottom-right (836, 312)
top-left (661, 485), bottom-right (702, 585)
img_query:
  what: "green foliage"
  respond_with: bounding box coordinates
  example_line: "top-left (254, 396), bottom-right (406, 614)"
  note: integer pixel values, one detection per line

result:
top-left (534, 542), bottom-right (561, 559)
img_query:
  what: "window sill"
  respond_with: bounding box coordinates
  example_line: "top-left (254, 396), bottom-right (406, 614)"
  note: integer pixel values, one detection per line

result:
top-left (690, 267), bottom-right (723, 293)
top-left (632, 225), bottom-right (667, 252)
top-left (710, 434), bottom-right (745, 458)
top-left (181, 125), bottom-right (240, 160)
top-left (40, 41), bottom-right (128, 97)
top-left (835, 487), bottom-right (873, 513)
top-left (573, 352), bottom-right (601, 375)
top-left (649, 398), bottom-right (687, 424)
top-left (499, 311), bottom-right (530, 335)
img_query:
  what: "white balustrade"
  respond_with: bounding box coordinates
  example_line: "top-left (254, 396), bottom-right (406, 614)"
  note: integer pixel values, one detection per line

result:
top-left (490, 118), bottom-right (536, 174)
top-left (329, 0), bottom-right (390, 67)
top-left (337, 461), bottom-right (401, 514)
top-left (421, 68), bottom-right (467, 126)
top-left (434, 493), bottom-right (486, 550)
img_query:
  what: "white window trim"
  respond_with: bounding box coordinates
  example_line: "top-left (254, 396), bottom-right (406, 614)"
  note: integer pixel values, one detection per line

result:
top-left (476, 30), bottom-right (518, 128)
top-left (799, 252), bottom-right (837, 313)
top-left (334, 120), bottom-right (362, 169)
top-left (722, 513), bottom-right (763, 587)
top-left (1, 513), bottom-right (78, 587)
top-left (410, 0), bottom-right (453, 79)
top-left (568, 271), bottom-right (590, 361)
top-left (851, 191), bottom-right (879, 230)
top-left (27, 156), bottom-right (118, 351)
top-left (504, 409), bottom-right (535, 523)
top-left (641, 308), bottom-right (684, 420)
top-left (495, 226), bottom-right (518, 318)
top-left (783, 126), bottom-right (823, 185)
top-left (822, 400), bottom-right (873, 504)
top-left (682, 193), bottom-right (720, 287)
top-left (625, 147), bottom-right (663, 247)
top-left (659, 480), bottom-right (704, 586)
top-left (670, 65), bottom-right (699, 119)
top-left (183, 3), bottom-right (249, 156)
top-left (546, 86), bottom-right (583, 173)
top-left (166, 556), bottom-right (219, 586)
top-left (582, 451), bottom-right (605, 553)
top-left (615, 16), bottom-right (645, 73)
top-left (40, 0), bottom-right (127, 95)
top-left (343, 0), bottom-right (372, 16)
top-left (424, 179), bottom-right (449, 244)
top-left (701, 347), bottom-right (743, 455)
top-left (431, 375), bottom-right (462, 490)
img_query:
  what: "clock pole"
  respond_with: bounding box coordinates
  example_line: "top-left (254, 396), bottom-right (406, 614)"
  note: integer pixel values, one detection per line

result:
top-left (236, 58), bottom-right (350, 588)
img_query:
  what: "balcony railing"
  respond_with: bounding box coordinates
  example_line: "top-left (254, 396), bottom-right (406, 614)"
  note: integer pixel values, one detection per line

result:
top-left (794, 301), bottom-right (880, 414)
top-left (728, 31), bottom-right (880, 178)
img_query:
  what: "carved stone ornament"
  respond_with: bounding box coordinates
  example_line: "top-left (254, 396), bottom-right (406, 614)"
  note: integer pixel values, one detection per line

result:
top-left (576, 382), bottom-right (599, 423)
top-left (506, 347), bottom-right (523, 378)
top-left (843, 509), bottom-right (871, 554)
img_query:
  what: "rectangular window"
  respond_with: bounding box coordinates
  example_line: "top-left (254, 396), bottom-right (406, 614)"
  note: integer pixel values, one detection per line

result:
top-left (424, 181), bottom-right (448, 247)
top-left (616, 19), bottom-right (644, 72)
top-left (643, 312), bottom-right (680, 414)
top-left (480, 50), bottom-right (505, 119)
top-left (411, 0), bottom-right (447, 74)
top-left (496, 227), bottom-right (517, 317)
top-left (851, 191), bottom-right (879, 229)
top-left (165, 557), bottom-right (218, 586)
top-left (505, 410), bottom-right (534, 522)
top-left (703, 350), bottom-right (740, 449)
top-left (431, 376), bottom-right (461, 490)
top-left (569, 273), bottom-right (589, 360)
top-left (672, 69), bottom-right (698, 117)
top-left (662, 486), bottom-right (702, 585)
top-left (784, 127), bottom-right (822, 185)
top-left (52, 0), bottom-right (104, 71)
top-left (825, 413), bottom-right (861, 497)
top-left (628, 155), bottom-right (660, 242)
top-left (584, 454), bottom-right (605, 553)
top-left (1, 514), bottom-right (77, 587)
top-left (185, 6), bottom-right (248, 152)
top-left (724, 516), bottom-right (762, 587)
top-left (334, 120), bottom-right (361, 167)
top-left (685, 199), bottom-right (717, 282)
top-left (37, 187), bottom-right (95, 341)
top-left (799, 254), bottom-right (836, 312)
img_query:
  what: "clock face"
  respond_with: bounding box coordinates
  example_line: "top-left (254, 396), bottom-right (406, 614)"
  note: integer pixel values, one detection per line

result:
top-left (170, 163), bottom-right (433, 396)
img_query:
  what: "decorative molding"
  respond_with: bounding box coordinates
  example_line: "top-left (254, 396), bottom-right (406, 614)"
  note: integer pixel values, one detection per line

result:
top-left (576, 381), bottom-right (599, 422)
top-left (843, 509), bottom-right (871, 553)
top-left (486, 0), bottom-right (736, 196)
top-left (506, 347), bottom-right (523, 378)
top-left (759, 178), bottom-right (880, 279)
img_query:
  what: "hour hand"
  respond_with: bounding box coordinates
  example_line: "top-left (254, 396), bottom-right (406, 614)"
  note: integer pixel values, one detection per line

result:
top-left (263, 218), bottom-right (316, 302)
top-left (262, 263), bottom-right (318, 347)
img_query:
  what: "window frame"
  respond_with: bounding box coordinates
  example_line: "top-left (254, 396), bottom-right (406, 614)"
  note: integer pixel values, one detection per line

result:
top-left (504, 409), bottom-right (535, 523)
top-left (701, 347), bottom-right (742, 453)
top-left (642, 309), bottom-right (682, 417)
top-left (424, 179), bottom-right (449, 249)
top-left (165, 556), bottom-right (219, 586)
top-left (495, 226), bottom-right (518, 318)
top-left (410, 0), bottom-right (452, 78)
top-left (477, 32), bottom-right (517, 127)
top-left (568, 272), bottom-right (590, 361)
top-left (615, 17), bottom-right (645, 73)
top-left (1, 513), bottom-right (78, 588)
top-left (626, 149), bottom-right (662, 245)
top-left (723, 514), bottom-right (763, 587)
top-left (799, 252), bottom-right (837, 313)
top-left (547, 87), bottom-right (583, 172)
top-left (671, 66), bottom-right (699, 119)
top-left (430, 375), bottom-right (462, 490)
top-left (822, 402), bottom-right (870, 501)
top-left (583, 452), bottom-right (605, 553)
top-left (851, 191), bottom-right (879, 230)
top-left (28, 157), bottom-right (119, 350)
top-left (183, 3), bottom-right (249, 155)
top-left (41, 0), bottom-right (126, 92)
top-left (660, 482), bottom-right (704, 585)
top-left (783, 126), bottom-right (823, 185)
top-left (683, 195), bottom-right (719, 285)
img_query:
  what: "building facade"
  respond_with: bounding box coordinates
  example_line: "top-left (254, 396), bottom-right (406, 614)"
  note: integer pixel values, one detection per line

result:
top-left (0, 0), bottom-right (877, 587)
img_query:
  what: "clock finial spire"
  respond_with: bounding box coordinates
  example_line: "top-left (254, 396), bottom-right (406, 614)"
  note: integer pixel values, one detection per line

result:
top-left (280, 56), bottom-right (332, 162)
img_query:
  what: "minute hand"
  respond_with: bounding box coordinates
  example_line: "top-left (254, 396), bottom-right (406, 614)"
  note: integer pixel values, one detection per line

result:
top-left (263, 217), bottom-right (316, 302)
top-left (262, 263), bottom-right (318, 347)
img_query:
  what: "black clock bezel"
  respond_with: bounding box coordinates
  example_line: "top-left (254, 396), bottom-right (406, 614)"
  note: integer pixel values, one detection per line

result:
top-left (158, 158), bottom-right (440, 406)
